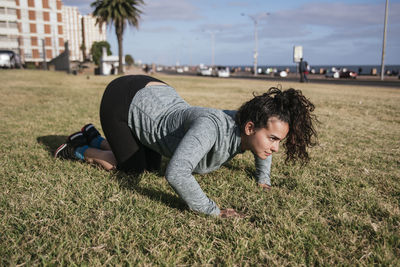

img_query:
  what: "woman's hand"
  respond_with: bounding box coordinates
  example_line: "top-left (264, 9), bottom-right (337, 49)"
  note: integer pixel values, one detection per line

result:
top-left (258, 183), bottom-right (272, 191)
top-left (219, 208), bottom-right (245, 218)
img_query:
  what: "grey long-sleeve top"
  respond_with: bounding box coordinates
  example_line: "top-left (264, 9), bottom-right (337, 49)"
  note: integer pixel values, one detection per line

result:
top-left (128, 85), bottom-right (272, 216)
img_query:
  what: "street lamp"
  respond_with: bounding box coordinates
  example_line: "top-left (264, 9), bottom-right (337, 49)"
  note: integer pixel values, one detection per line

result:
top-left (203, 29), bottom-right (218, 66)
top-left (380, 0), bottom-right (389, 81)
top-left (242, 12), bottom-right (269, 76)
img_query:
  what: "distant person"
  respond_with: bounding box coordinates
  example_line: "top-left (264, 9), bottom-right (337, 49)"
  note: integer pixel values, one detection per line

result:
top-left (143, 64), bottom-right (150, 73)
top-left (299, 58), bottom-right (309, 83)
top-left (54, 75), bottom-right (318, 218)
top-left (111, 64), bottom-right (115, 75)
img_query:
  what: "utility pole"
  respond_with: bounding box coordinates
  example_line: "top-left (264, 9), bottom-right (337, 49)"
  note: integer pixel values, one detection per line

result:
top-left (242, 12), bottom-right (269, 76)
top-left (81, 16), bottom-right (87, 62)
top-left (42, 39), bottom-right (47, 70)
top-left (203, 29), bottom-right (218, 66)
top-left (211, 31), bottom-right (215, 66)
top-left (380, 0), bottom-right (389, 81)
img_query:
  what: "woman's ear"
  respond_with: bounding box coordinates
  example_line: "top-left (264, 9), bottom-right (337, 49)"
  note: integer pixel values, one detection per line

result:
top-left (244, 121), bottom-right (255, 136)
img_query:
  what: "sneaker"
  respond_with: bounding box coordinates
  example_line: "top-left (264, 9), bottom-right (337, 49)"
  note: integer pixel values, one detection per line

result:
top-left (54, 143), bottom-right (76, 160)
top-left (81, 123), bottom-right (101, 144)
top-left (67, 131), bottom-right (87, 148)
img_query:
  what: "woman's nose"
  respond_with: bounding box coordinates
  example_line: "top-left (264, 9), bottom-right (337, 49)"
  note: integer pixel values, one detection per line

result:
top-left (271, 142), bottom-right (279, 152)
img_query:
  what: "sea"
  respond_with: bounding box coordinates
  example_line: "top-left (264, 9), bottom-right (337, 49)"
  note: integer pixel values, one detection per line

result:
top-left (232, 64), bottom-right (400, 75)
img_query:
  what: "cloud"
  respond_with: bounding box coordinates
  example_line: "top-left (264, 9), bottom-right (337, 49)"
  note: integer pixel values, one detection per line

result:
top-left (273, 2), bottom-right (400, 28)
top-left (228, 1), bottom-right (250, 8)
top-left (141, 0), bottom-right (202, 21)
top-left (252, 2), bottom-right (400, 47)
top-left (141, 26), bottom-right (178, 33)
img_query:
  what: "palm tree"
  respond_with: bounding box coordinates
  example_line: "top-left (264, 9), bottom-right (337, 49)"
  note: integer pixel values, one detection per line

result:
top-left (91, 0), bottom-right (144, 74)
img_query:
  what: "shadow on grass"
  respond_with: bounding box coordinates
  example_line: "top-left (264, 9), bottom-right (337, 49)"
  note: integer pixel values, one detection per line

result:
top-left (37, 135), bottom-right (186, 212)
top-left (223, 161), bottom-right (257, 182)
top-left (114, 171), bottom-right (186, 212)
top-left (37, 135), bottom-right (68, 155)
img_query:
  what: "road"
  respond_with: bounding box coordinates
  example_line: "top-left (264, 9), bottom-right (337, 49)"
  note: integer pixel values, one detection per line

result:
top-left (160, 70), bottom-right (400, 89)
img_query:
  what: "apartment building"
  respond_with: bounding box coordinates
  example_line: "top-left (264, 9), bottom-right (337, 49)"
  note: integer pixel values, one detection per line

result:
top-left (81, 14), bottom-right (106, 61)
top-left (61, 9), bottom-right (106, 62)
top-left (1, 0), bottom-right (107, 65)
top-left (0, 0), bottom-right (19, 53)
top-left (62, 5), bottom-right (81, 61)
top-left (15, 0), bottom-right (64, 64)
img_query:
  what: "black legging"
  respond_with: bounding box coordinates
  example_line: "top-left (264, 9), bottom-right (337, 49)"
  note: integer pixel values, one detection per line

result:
top-left (99, 75), bottom-right (165, 173)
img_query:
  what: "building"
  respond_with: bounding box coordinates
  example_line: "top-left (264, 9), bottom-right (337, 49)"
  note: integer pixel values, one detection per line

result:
top-left (62, 5), bottom-right (81, 61)
top-left (61, 8), bottom-right (106, 62)
top-left (100, 46), bottom-right (123, 75)
top-left (1, 0), bottom-right (107, 65)
top-left (15, 0), bottom-right (64, 64)
top-left (81, 14), bottom-right (106, 61)
top-left (0, 0), bottom-right (19, 53)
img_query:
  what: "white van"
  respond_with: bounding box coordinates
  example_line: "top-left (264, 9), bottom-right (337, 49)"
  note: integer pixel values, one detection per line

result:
top-left (0, 50), bottom-right (22, 68)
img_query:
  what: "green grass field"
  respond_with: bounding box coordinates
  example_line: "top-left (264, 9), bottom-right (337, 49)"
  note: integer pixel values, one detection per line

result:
top-left (1, 70), bottom-right (399, 265)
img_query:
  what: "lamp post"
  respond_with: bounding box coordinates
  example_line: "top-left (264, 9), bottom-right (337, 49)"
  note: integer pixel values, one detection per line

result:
top-left (242, 12), bottom-right (269, 76)
top-left (203, 30), bottom-right (218, 66)
top-left (380, 0), bottom-right (389, 81)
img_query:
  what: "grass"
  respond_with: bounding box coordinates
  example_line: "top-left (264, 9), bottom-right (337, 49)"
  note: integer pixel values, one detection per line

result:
top-left (0, 69), bottom-right (399, 265)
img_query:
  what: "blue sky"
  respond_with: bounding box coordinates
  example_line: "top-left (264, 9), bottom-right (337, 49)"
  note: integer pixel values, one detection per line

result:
top-left (63, 0), bottom-right (400, 66)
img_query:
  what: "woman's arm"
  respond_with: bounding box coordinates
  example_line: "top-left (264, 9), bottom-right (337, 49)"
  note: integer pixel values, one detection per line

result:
top-left (165, 117), bottom-right (220, 216)
top-left (254, 153), bottom-right (272, 187)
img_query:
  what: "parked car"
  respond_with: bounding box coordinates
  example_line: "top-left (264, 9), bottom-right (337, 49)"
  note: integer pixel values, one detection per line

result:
top-left (339, 69), bottom-right (357, 79)
top-left (212, 66), bottom-right (230, 78)
top-left (0, 50), bottom-right (22, 69)
top-left (325, 69), bottom-right (340, 79)
top-left (197, 66), bottom-right (213, 76)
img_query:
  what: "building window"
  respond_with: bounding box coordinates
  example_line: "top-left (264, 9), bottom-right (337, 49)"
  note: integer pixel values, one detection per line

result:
top-left (58, 25), bottom-right (63, 35)
top-left (16, 9), bottom-right (20, 19)
top-left (46, 49), bottom-right (52, 59)
top-left (28, 0), bottom-right (35, 8)
top-left (43, 11), bottom-right (49, 21)
top-left (45, 37), bottom-right (51, 46)
top-left (0, 7), bottom-right (5, 15)
top-left (56, 0), bottom-right (62, 10)
top-left (57, 13), bottom-right (62, 23)
top-left (0, 34), bottom-right (7, 41)
top-left (28, 10), bottom-right (36, 20)
top-left (9, 22), bottom-right (18, 29)
top-left (59, 37), bottom-right (64, 47)
top-left (30, 23), bottom-right (37, 33)
top-left (0, 21), bottom-right (6, 28)
top-left (8, 8), bottom-right (17, 15)
top-left (31, 36), bottom-right (38, 46)
top-left (32, 49), bottom-right (40, 58)
top-left (16, 0), bottom-right (20, 6)
top-left (44, 24), bottom-right (51, 34)
top-left (42, 0), bottom-right (50, 9)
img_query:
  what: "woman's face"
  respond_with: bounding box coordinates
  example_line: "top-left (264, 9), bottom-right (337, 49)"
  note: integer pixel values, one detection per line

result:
top-left (241, 117), bottom-right (289, 160)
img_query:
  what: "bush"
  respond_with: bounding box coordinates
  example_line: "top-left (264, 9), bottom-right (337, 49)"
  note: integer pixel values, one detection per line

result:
top-left (90, 41), bottom-right (112, 66)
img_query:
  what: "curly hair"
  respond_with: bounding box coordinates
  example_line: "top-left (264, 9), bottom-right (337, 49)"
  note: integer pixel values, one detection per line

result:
top-left (235, 87), bottom-right (318, 164)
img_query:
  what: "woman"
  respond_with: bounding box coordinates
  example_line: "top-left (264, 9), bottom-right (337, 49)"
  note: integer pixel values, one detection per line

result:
top-left (55, 75), bottom-right (317, 217)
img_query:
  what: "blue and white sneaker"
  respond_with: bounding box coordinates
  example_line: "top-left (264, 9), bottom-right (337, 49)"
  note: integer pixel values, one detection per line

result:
top-left (54, 131), bottom-right (87, 160)
top-left (81, 123), bottom-right (101, 144)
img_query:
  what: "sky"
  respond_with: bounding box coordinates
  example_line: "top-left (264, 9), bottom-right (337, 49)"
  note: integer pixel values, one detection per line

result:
top-left (63, 0), bottom-right (400, 66)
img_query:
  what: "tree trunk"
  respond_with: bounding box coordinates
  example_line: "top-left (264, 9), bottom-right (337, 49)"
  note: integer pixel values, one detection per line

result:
top-left (116, 22), bottom-right (124, 74)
